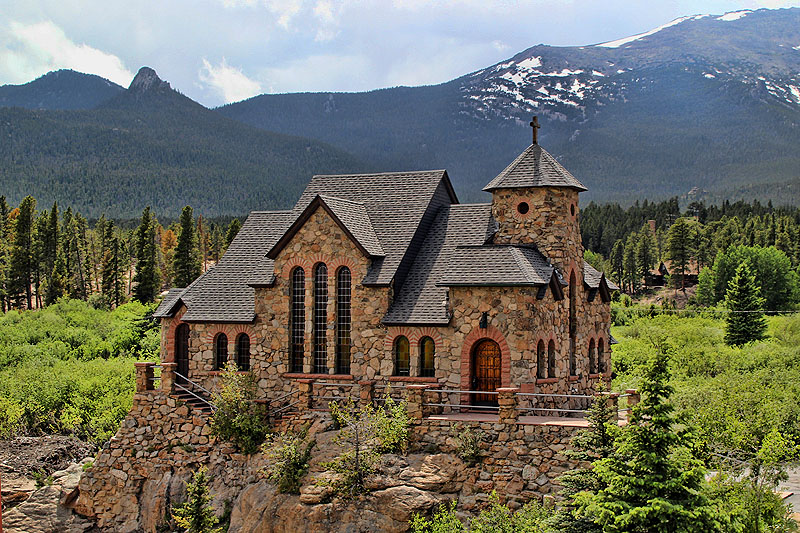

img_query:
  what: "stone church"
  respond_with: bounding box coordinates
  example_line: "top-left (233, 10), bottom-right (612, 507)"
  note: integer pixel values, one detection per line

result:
top-left (153, 124), bottom-right (616, 404)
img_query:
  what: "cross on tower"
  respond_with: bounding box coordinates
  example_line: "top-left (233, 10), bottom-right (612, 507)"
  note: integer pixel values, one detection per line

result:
top-left (530, 115), bottom-right (540, 145)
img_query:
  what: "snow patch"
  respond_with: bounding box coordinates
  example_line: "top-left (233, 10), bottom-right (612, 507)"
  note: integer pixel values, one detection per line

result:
top-left (596, 15), bottom-right (692, 48)
top-left (703, 73), bottom-right (716, 79)
top-left (790, 86), bottom-right (800, 102)
top-left (537, 86), bottom-right (550, 95)
top-left (616, 69), bottom-right (626, 74)
top-left (793, 45), bottom-right (800, 51)
top-left (717, 10), bottom-right (751, 21)
top-left (517, 56), bottom-right (542, 69)
top-left (592, 70), bottom-right (605, 77)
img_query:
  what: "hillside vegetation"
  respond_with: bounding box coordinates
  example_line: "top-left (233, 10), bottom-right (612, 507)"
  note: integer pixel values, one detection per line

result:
top-left (0, 300), bottom-right (158, 442)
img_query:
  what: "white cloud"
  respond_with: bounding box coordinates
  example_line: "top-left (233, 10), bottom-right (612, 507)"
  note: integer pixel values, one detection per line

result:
top-left (312, 0), bottom-right (342, 41)
top-left (0, 20), bottom-right (134, 86)
top-left (199, 57), bottom-right (262, 103)
top-left (267, 0), bottom-right (304, 29)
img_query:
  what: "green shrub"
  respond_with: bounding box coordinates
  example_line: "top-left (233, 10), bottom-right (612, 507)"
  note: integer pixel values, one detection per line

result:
top-left (451, 423), bottom-right (483, 466)
top-left (410, 492), bottom-right (552, 532)
top-left (374, 394), bottom-right (410, 454)
top-left (171, 466), bottom-right (221, 533)
top-left (261, 425), bottom-right (315, 494)
top-left (409, 501), bottom-right (465, 533)
top-left (209, 362), bottom-right (269, 454)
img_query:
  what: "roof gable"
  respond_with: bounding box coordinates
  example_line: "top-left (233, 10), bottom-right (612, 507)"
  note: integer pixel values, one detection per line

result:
top-left (294, 170), bottom-right (457, 285)
top-left (267, 195), bottom-right (384, 259)
top-left (483, 144), bottom-right (587, 192)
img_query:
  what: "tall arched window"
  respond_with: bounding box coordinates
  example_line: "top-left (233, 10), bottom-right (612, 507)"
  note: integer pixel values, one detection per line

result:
top-left (335, 267), bottom-right (351, 374)
top-left (547, 340), bottom-right (556, 379)
top-left (569, 270), bottom-right (577, 376)
top-left (394, 336), bottom-right (410, 376)
top-left (214, 333), bottom-right (228, 370)
top-left (236, 333), bottom-right (250, 371)
top-left (536, 340), bottom-right (546, 379)
top-left (419, 337), bottom-right (435, 377)
top-left (588, 338), bottom-right (596, 375)
top-left (290, 267), bottom-right (305, 373)
top-left (175, 323), bottom-right (189, 383)
top-left (598, 338), bottom-right (606, 374)
top-left (313, 263), bottom-right (328, 374)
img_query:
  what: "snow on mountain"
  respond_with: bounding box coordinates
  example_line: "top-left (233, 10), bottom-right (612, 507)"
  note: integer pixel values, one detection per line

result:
top-left (458, 7), bottom-right (800, 122)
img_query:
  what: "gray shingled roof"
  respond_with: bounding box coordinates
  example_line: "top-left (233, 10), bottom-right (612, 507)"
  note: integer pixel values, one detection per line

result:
top-left (153, 288), bottom-right (187, 318)
top-left (483, 144), bottom-right (587, 192)
top-left (383, 204), bottom-right (495, 325)
top-left (268, 195), bottom-right (385, 259)
top-left (171, 211), bottom-right (293, 322)
top-left (583, 261), bottom-right (619, 291)
top-left (294, 170), bottom-right (457, 285)
top-left (438, 245), bottom-right (555, 287)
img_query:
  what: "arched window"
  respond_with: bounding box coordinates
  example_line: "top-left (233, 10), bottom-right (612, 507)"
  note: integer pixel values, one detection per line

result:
top-left (598, 338), bottom-right (606, 374)
top-left (394, 336), bottom-right (410, 376)
top-left (335, 267), bottom-right (351, 374)
top-left (214, 333), bottom-right (228, 370)
top-left (289, 267), bottom-right (305, 373)
top-left (419, 337), bottom-right (435, 377)
top-left (313, 263), bottom-right (328, 374)
top-left (236, 333), bottom-right (250, 371)
top-left (175, 323), bottom-right (189, 383)
top-left (547, 340), bottom-right (556, 379)
top-left (569, 271), bottom-right (577, 376)
top-left (536, 340), bottom-right (546, 379)
top-left (588, 338), bottom-right (596, 375)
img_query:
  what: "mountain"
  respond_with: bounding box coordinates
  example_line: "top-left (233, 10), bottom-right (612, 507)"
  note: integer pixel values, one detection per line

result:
top-left (218, 7), bottom-right (800, 205)
top-left (0, 69), bottom-right (125, 110)
top-left (0, 67), bottom-right (366, 218)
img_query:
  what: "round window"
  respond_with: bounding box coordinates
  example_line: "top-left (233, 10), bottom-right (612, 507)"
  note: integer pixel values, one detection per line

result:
top-left (570, 204), bottom-right (576, 216)
top-left (517, 202), bottom-right (530, 215)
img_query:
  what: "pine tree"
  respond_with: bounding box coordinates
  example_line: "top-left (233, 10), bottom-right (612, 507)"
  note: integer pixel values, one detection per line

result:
top-left (623, 234), bottom-right (638, 293)
top-left (171, 466), bottom-right (221, 533)
top-left (0, 196), bottom-right (9, 312)
top-left (667, 217), bottom-right (696, 292)
top-left (549, 384), bottom-right (618, 532)
top-left (210, 224), bottom-right (224, 264)
top-left (101, 222), bottom-right (125, 308)
top-left (173, 206), bottom-right (202, 288)
top-left (636, 226), bottom-right (656, 289)
top-left (225, 218), bottom-right (241, 249)
top-left (9, 196), bottom-right (36, 309)
top-left (132, 207), bottom-right (161, 303)
top-left (724, 261), bottom-right (767, 346)
top-left (609, 240), bottom-right (625, 291)
top-left (581, 349), bottom-right (728, 532)
top-left (45, 249), bottom-right (68, 305)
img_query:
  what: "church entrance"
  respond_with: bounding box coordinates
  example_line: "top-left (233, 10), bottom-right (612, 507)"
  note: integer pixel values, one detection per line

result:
top-left (472, 339), bottom-right (501, 406)
top-left (175, 323), bottom-right (189, 384)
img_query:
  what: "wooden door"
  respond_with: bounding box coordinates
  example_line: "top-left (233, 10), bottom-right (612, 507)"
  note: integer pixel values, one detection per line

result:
top-left (175, 323), bottom-right (189, 384)
top-left (472, 340), bottom-right (500, 406)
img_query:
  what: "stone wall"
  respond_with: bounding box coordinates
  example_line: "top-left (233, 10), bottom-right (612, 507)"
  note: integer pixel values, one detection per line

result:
top-left (74, 377), bottom-right (598, 532)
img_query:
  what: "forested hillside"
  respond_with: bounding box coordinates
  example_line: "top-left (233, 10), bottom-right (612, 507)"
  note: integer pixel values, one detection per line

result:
top-left (0, 68), bottom-right (366, 218)
top-left (0, 69), bottom-right (124, 110)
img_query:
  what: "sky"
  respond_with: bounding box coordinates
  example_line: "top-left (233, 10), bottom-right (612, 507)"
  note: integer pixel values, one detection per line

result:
top-left (1, 0), bottom-right (799, 107)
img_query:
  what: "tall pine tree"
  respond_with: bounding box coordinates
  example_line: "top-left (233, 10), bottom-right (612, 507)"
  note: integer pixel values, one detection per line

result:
top-left (173, 206), bottom-right (202, 288)
top-left (101, 222), bottom-right (125, 308)
top-left (580, 348), bottom-right (728, 532)
top-left (724, 261), bottom-right (767, 346)
top-left (667, 217), bottom-right (696, 291)
top-left (9, 196), bottom-right (36, 309)
top-left (132, 207), bottom-right (161, 303)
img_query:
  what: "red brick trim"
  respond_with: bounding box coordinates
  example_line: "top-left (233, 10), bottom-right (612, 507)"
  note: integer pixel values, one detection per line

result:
top-left (568, 375), bottom-right (580, 382)
top-left (460, 325), bottom-right (512, 391)
top-left (162, 306), bottom-right (187, 363)
top-left (536, 377), bottom-right (558, 385)
top-left (387, 376), bottom-right (438, 383)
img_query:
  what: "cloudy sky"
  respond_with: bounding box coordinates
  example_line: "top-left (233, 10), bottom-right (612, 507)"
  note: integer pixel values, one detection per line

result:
top-left (1, 0), bottom-right (799, 107)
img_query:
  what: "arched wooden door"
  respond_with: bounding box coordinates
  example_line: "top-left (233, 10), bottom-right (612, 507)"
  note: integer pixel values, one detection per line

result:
top-left (472, 339), bottom-right (501, 406)
top-left (175, 324), bottom-right (189, 384)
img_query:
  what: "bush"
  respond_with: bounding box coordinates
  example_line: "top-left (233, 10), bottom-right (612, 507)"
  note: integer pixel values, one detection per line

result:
top-left (374, 394), bottom-right (410, 454)
top-left (209, 362), bottom-right (270, 454)
top-left (410, 492), bottom-right (552, 532)
top-left (171, 466), bottom-right (221, 533)
top-left (322, 399), bottom-right (382, 497)
top-left (451, 423), bottom-right (483, 466)
top-left (261, 425), bottom-right (315, 494)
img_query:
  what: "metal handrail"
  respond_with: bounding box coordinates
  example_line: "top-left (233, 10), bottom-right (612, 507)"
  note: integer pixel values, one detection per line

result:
top-left (315, 381), bottom-right (357, 387)
top-left (516, 392), bottom-right (594, 399)
top-left (425, 389), bottom-right (499, 395)
top-left (516, 407), bottom-right (588, 414)
top-left (173, 371), bottom-right (217, 411)
top-left (422, 403), bottom-right (501, 411)
top-left (174, 382), bottom-right (217, 411)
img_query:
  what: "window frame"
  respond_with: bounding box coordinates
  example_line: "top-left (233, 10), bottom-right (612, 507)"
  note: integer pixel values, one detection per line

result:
top-left (419, 336), bottom-right (435, 378)
top-left (394, 336), bottom-right (410, 376)
top-left (236, 333), bottom-right (250, 371)
top-left (289, 267), bottom-right (305, 373)
top-left (214, 333), bottom-right (228, 370)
